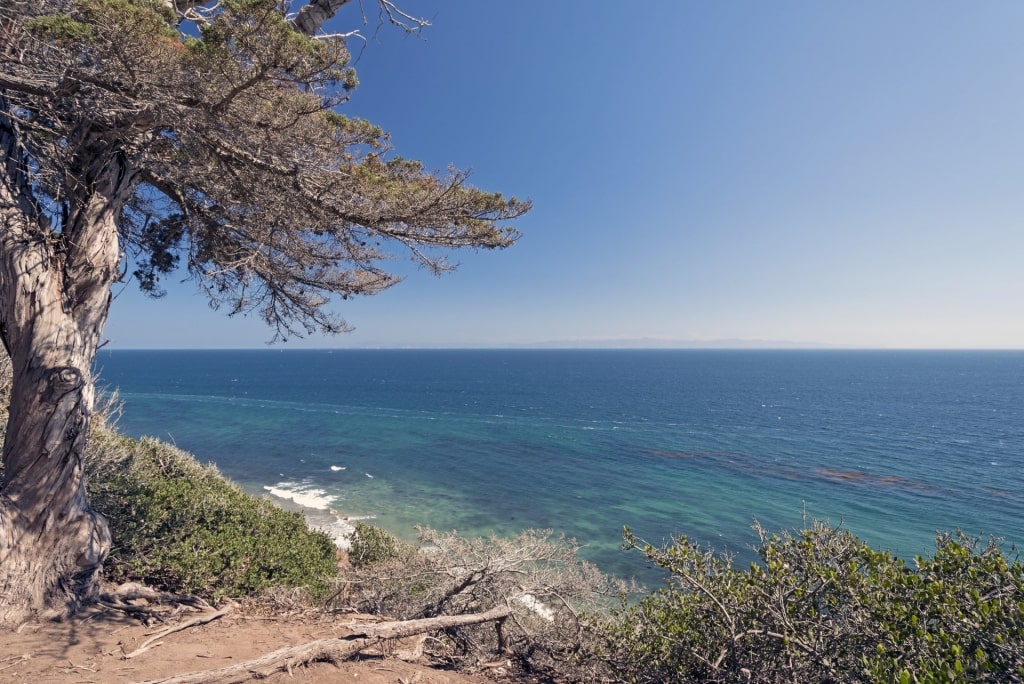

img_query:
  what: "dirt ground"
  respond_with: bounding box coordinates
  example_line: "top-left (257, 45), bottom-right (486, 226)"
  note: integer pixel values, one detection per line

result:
top-left (0, 602), bottom-right (513, 684)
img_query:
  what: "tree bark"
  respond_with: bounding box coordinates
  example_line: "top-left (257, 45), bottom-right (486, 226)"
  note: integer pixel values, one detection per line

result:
top-left (0, 115), bottom-right (131, 625)
top-left (160, 0), bottom-right (354, 36)
top-left (291, 0), bottom-right (353, 36)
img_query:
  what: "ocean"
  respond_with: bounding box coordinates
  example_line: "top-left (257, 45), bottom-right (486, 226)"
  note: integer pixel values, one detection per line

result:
top-left (93, 349), bottom-right (1024, 582)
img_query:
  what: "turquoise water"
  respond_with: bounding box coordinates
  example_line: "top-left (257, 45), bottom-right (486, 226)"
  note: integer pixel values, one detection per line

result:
top-left (93, 349), bottom-right (1024, 582)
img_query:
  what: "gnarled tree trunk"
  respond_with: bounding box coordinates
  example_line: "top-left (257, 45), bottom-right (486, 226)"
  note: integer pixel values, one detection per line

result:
top-left (0, 119), bottom-right (131, 624)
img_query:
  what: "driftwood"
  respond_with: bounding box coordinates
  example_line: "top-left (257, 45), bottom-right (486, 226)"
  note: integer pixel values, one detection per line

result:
top-left (135, 605), bottom-right (511, 684)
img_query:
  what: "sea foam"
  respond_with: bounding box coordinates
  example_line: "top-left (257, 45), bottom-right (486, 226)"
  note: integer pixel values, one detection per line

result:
top-left (263, 480), bottom-right (379, 550)
top-left (306, 514), bottom-right (377, 550)
top-left (263, 481), bottom-right (337, 510)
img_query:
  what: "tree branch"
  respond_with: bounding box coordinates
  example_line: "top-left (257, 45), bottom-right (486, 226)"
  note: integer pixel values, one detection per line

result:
top-left (0, 72), bottom-right (57, 98)
top-left (122, 607), bottom-right (232, 659)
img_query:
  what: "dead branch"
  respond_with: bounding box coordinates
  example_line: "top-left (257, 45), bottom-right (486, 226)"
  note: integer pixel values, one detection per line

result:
top-left (134, 605), bottom-right (511, 684)
top-left (123, 607), bottom-right (232, 659)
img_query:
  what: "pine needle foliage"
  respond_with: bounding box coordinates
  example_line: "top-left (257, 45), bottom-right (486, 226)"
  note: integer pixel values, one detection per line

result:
top-left (2, 0), bottom-right (530, 341)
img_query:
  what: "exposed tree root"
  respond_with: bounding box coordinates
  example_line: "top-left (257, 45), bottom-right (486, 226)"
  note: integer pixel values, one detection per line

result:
top-left (98, 583), bottom-right (214, 626)
top-left (135, 605), bottom-right (511, 684)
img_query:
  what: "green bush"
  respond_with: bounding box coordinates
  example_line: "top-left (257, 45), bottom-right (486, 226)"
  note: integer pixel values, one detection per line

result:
top-left (347, 521), bottom-right (412, 568)
top-left (85, 430), bottom-right (339, 600)
top-left (601, 521), bottom-right (1024, 684)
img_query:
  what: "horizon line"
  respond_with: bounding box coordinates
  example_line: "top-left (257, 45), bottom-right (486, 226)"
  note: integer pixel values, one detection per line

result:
top-left (99, 345), bottom-right (1024, 352)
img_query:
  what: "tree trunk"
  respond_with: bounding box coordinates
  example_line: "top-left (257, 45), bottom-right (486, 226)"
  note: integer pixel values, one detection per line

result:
top-left (0, 118), bottom-right (131, 625)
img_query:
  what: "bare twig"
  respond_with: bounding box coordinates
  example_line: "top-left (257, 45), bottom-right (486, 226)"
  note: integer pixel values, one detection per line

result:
top-left (0, 655), bottom-right (30, 672)
top-left (122, 607), bottom-right (233, 659)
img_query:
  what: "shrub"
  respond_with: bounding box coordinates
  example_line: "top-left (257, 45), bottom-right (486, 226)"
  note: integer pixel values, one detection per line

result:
top-left (85, 430), bottom-right (339, 600)
top-left (348, 521), bottom-right (413, 568)
top-left (337, 526), bottom-right (630, 679)
top-left (601, 521), bottom-right (1024, 684)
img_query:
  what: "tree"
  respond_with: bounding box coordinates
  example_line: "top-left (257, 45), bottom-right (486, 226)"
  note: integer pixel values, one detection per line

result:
top-left (0, 0), bottom-right (529, 625)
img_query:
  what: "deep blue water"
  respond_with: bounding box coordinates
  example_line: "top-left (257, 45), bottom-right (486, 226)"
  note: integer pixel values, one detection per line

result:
top-left (93, 349), bottom-right (1024, 581)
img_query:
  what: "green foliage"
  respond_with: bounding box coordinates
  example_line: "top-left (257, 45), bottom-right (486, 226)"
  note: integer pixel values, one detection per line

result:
top-left (347, 521), bottom-right (412, 568)
top-left (25, 14), bottom-right (95, 43)
top-left (867, 534), bottom-right (1024, 682)
top-left (6, 0), bottom-right (528, 343)
top-left (78, 0), bottom-right (179, 40)
top-left (321, 112), bottom-right (386, 150)
top-left (185, 0), bottom-right (352, 85)
top-left (601, 522), bottom-right (1024, 684)
top-left (85, 430), bottom-right (339, 600)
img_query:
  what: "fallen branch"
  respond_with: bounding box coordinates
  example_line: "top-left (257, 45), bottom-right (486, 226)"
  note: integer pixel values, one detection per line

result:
top-left (123, 607), bottom-right (233, 659)
top-left (135, 605), bottom-right (511, 684)
top-left (0, 655), bottom-right (30, 672)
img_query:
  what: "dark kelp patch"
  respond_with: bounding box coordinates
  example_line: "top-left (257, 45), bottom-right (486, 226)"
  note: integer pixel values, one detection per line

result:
top-left (815, 467), bottom-right (936, 492)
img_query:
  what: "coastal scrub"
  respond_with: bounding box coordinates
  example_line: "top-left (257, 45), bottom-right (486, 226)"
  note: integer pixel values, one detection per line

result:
top-left (603, 522), bottom-right (1024, 683)
top-left (84, 430), bottom-right (339, 600)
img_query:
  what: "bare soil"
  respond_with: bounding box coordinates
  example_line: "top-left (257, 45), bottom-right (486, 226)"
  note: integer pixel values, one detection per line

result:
top-left (0, 602), bottom-right (515, 684)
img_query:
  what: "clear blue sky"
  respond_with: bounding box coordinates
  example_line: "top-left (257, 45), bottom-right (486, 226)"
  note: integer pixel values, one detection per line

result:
top-left (105, 1), bottom-right (1024, 349)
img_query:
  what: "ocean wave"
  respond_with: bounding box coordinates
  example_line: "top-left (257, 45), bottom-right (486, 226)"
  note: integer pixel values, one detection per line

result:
top-left (262, 480), bottom-right (379, 550)
top-left (263, 481), bottom-right (337, 510)
top-left (306, 513), bottom-right (376, 550)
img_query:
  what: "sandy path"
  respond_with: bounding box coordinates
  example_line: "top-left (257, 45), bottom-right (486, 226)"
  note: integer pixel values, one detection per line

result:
top-left (0, 605), bottom-right (503, 684)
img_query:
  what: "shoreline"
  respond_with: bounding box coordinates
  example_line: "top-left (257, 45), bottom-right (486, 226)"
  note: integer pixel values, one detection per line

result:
top-left (260, 487), bottom-right (370, 551)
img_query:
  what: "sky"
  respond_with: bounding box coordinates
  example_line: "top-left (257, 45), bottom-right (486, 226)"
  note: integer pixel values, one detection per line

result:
top-left (104, 1), bottom-right (1024, 349)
